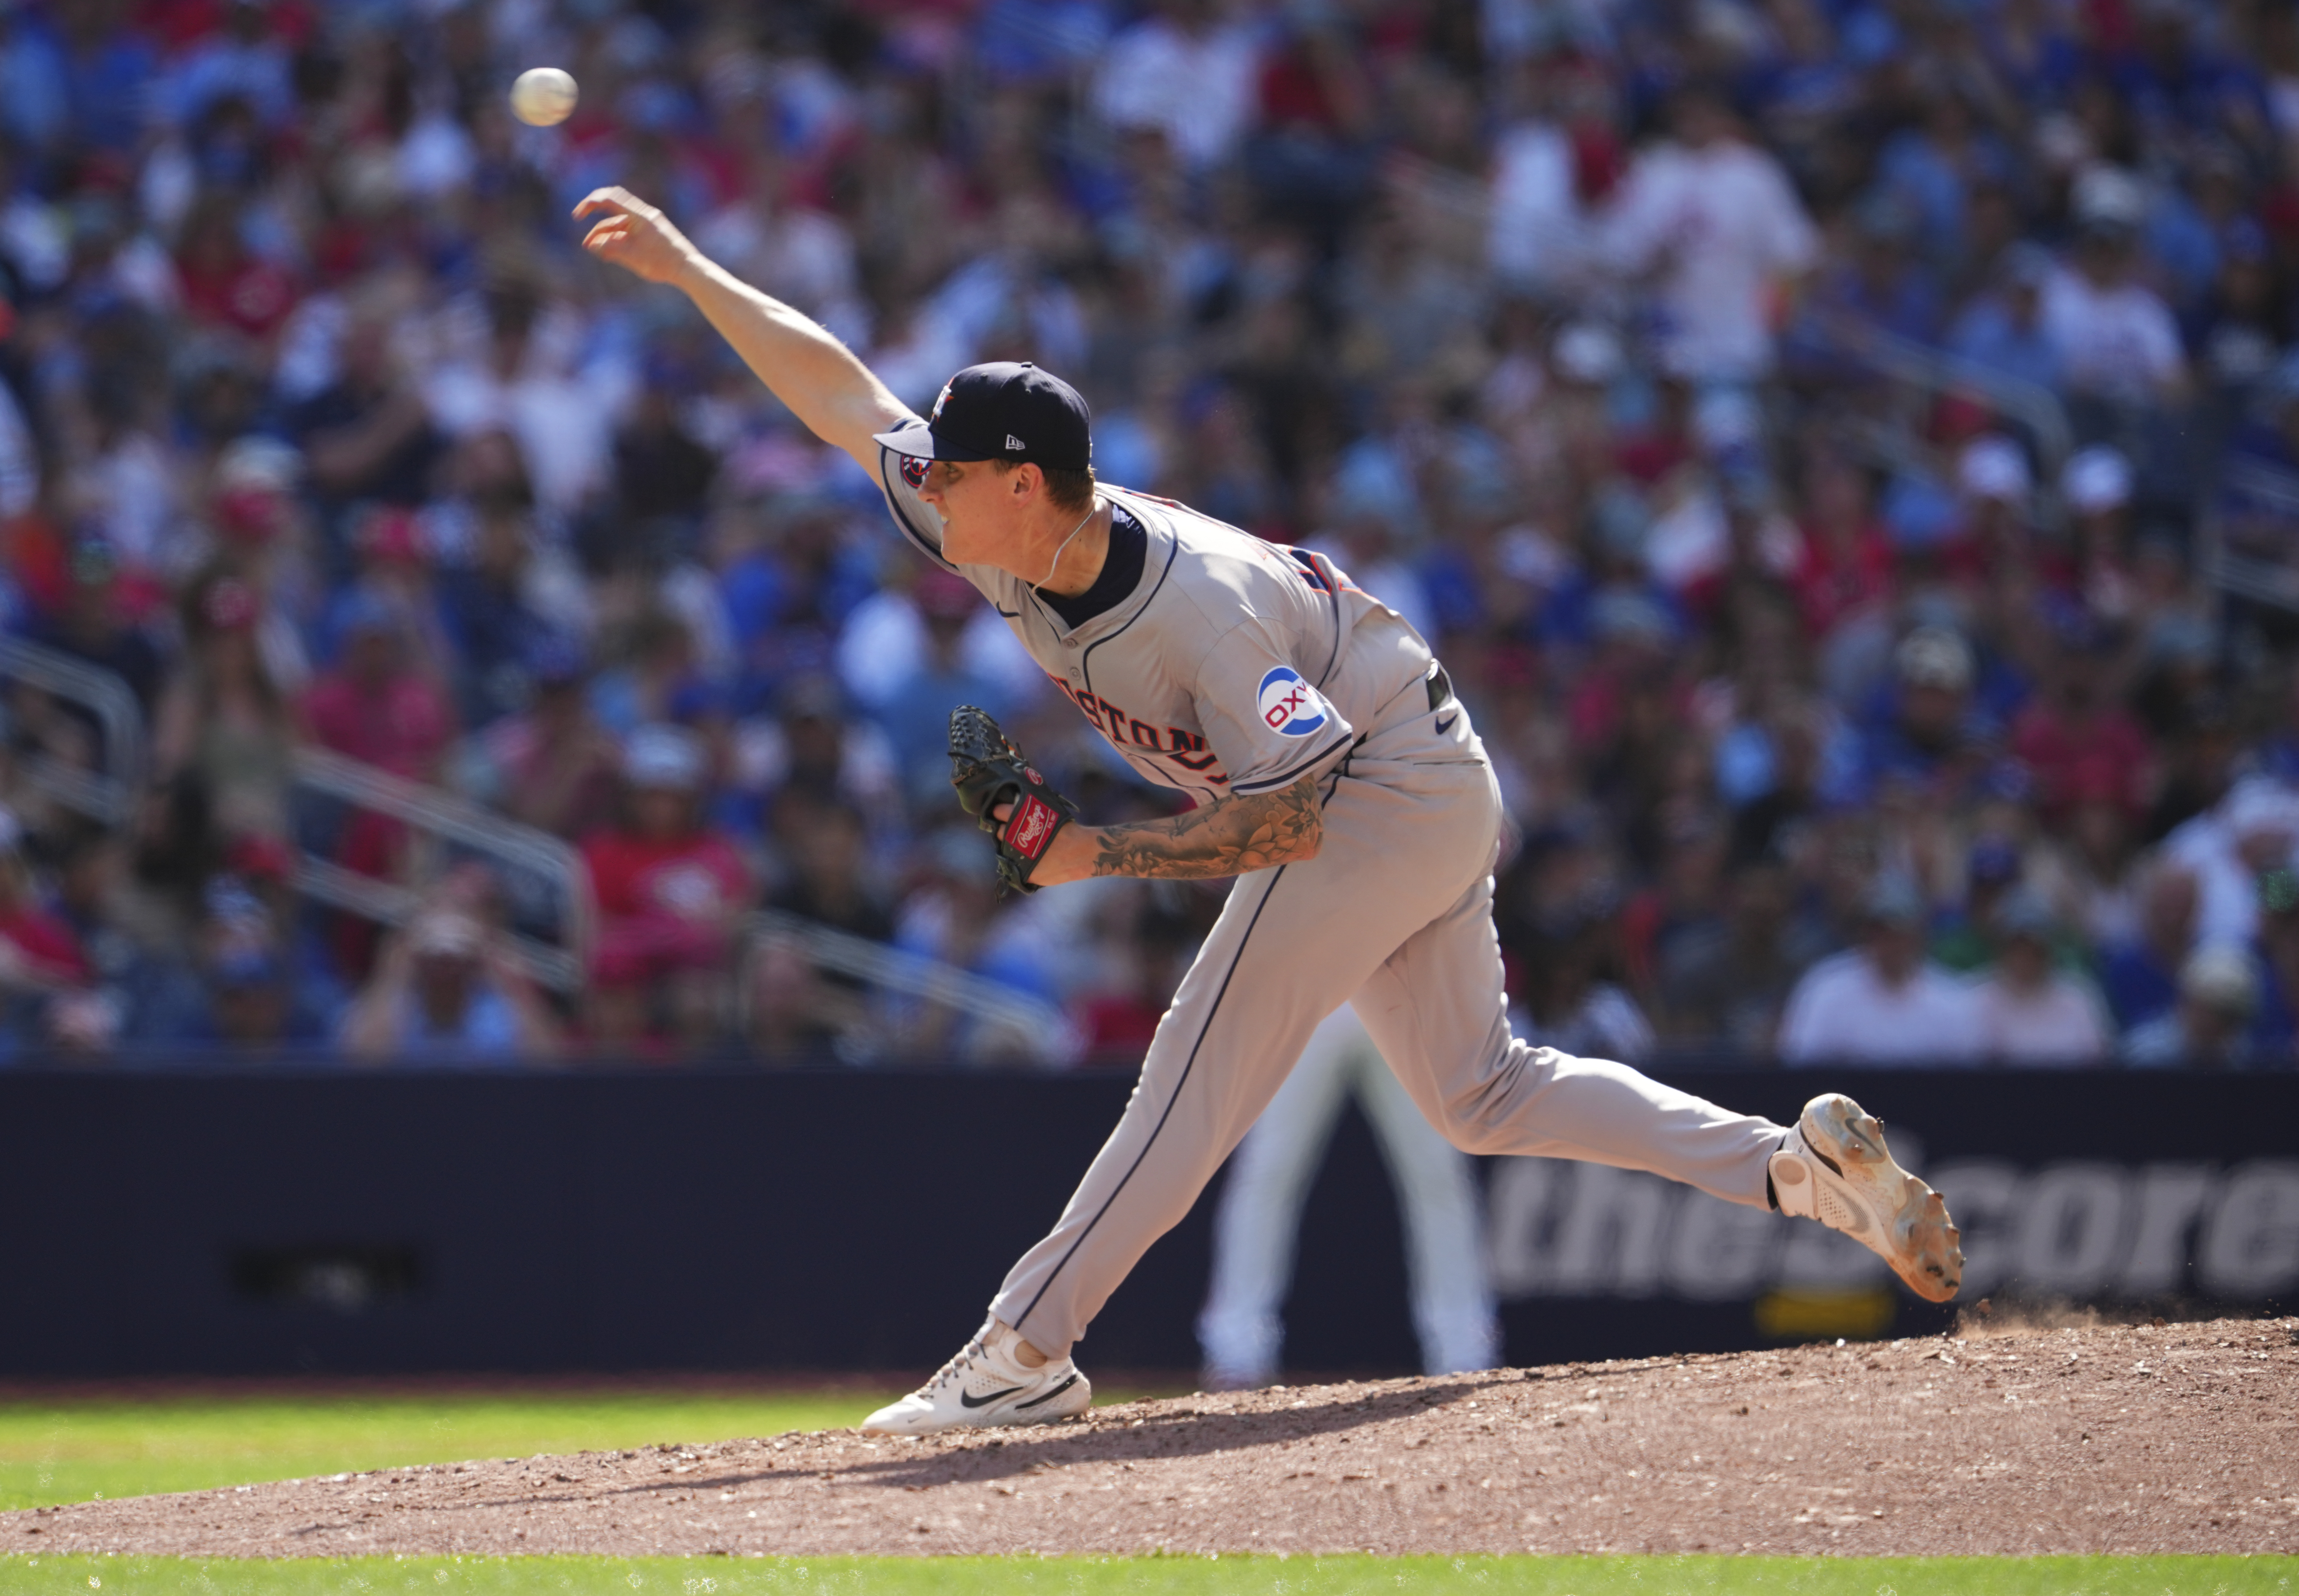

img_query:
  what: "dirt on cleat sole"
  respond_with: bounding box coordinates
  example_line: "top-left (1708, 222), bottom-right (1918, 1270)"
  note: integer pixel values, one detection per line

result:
top-left (1803, 1095), bottom-right (1965, 1303)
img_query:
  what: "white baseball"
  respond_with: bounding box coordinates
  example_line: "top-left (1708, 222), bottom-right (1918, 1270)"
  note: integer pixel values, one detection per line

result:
top-left (509, 67), bottom-right (578, 128)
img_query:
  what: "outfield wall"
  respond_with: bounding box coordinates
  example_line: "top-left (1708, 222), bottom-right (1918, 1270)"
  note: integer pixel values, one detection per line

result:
top-left (1, 1068), bottom-right (2292, 1378)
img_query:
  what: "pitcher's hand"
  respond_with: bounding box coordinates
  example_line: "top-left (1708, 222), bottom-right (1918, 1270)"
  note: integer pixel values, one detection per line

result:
top-left (573, 187), bottom-right (700, 286)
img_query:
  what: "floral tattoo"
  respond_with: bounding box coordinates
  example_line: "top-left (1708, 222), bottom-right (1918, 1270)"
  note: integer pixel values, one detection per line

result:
top-left (1088, 776), bottom-right (1323, 880)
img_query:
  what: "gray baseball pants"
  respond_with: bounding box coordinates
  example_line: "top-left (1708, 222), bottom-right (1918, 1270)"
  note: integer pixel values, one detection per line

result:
top-left (989, 736), bottom-right (1787, 1360)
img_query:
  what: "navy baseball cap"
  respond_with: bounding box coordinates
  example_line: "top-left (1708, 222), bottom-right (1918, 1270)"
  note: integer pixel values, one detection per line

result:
top-left (874, 361), bottom-right (1092, 473)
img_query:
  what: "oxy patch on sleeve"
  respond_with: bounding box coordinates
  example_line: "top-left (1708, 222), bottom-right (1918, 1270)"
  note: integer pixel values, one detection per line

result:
top-left (1255, 666), bottom-right (1331, 739)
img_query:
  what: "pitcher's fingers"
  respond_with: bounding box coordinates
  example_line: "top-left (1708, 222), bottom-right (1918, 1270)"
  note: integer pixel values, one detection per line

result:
top-left (572, 186), bottom-right (637, 220)
top-left (580, 218), bottom-right (629, 251)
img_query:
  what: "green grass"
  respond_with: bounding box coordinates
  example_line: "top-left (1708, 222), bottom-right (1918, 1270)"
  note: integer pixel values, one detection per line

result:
top-left (0, 1392), bottom-right (903, 1513)
top-left (0, 1555), bottom-right (2287, 1594)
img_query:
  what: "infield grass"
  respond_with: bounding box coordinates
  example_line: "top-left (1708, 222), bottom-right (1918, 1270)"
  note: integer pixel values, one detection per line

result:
top-left (0, 1392), bottom-right (910, 1513)
top-left (0, 1554), bottom-right (2288, 1594)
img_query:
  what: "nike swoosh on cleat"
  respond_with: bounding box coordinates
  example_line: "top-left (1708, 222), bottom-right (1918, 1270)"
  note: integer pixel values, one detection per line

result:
top-left (1434, 714), bottom-right (1457, 734)
top-left (1016, 1373), bottom-right (1081, 1409)
top-left (959, 1385), bottom-right (1027, 1408)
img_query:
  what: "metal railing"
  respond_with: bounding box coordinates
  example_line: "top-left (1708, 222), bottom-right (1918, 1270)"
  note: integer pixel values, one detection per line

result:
top-left (1797, 321), bottom-right (2075, 531)
top-left (739, 908), bottom-right (1080, 1067)
top-left (0, 634), bottom-right (148, 824)
top-left (2199, 457), bottom-right (2299, 613)
top-left (0, 637), bottom-right (592, 992)
top-left (291, 747), bottom-right (594, 992)
top-left (1856, 327), bottom-right (2075, 485)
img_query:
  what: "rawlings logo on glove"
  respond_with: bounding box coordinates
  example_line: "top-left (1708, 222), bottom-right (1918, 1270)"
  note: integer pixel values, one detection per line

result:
top-left (948, 705), bottom-right (1080, 896)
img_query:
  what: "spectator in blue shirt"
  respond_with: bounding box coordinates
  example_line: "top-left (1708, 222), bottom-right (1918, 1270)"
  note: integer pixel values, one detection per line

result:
top-left (2099, 863), bottom-right (2200, 1034)
top-left (872, 569), bottom-right (1017, 808)
top-left (338, 905), bottom-right (561, 1066)
top-left (2123, 945), bottom-right (2262, 1068)
top-left (1851, 627), bottom-right (1998, 804)
top-left (1947, 245), bottom-right (2061, 394)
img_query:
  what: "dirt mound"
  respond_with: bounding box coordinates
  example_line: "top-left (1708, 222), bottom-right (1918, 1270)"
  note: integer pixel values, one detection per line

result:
top-left (9, 1316), bottom-right (2294, 1558)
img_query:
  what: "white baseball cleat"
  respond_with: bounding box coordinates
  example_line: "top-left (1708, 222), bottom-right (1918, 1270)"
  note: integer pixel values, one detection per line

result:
top-left (1769, 1092), bottom-right (1964, 1303)
top-left (860, 1319), bottom-right (1093, 1436)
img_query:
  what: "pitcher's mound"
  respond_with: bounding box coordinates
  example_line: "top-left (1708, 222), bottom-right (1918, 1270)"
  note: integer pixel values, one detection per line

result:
top-left (9, 1316), bottom-right (2293, 1558)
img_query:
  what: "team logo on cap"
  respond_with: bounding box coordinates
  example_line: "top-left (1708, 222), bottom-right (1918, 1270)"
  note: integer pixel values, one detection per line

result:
top-left (1256, 666), bottom-right (1329, 738)
top-left (930, 381), bottom-right (953, 422)
top-left (900, 455), bottom-right (929, 489)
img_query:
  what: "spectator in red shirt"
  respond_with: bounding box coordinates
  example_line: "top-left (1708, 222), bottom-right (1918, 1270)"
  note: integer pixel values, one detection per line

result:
top-left (0, 811), bottom-right (87, 986)
top-left (583, 724), bottom-right (754, 1052)
top-left (1790, 451), bottom-right (1894, 640)
top-left (1080, 910), bottom-right (1195, 1059)
top-left (175, 193), bottom-right (300, 344)
top-left (475, 639), bottom-right (621, 841)
top-left (299, 588), bottom-right (458, 781)
top-left (2011, 632), bottom-right (2154, 823)
top-left (0, 806), bottom-right (96, 1050)
top-left (298, 587), bottom-right (463, 977)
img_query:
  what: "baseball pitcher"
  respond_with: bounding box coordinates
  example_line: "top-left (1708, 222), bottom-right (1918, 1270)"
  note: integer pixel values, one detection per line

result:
top-left (574, 187), bottom-right (1965, 1435)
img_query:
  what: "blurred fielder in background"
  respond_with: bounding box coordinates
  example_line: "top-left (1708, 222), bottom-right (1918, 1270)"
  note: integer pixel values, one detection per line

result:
top-left (1198, 1002), bottom-right (1500, 1390)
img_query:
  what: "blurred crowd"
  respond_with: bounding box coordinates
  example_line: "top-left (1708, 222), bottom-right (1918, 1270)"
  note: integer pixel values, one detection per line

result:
top-left (4, 0), bottom-right (2299, 1068)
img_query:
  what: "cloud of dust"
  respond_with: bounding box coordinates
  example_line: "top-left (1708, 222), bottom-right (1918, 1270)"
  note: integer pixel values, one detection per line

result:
top-left (1953, 1295), bottom-right (2123, 1339)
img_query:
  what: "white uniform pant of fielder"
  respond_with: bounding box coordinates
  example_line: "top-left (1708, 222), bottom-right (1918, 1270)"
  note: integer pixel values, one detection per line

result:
top-left (1197, 1002), bottom-right (1501, 1386)
top-left (990, 748), bottom-right (1787, 1359)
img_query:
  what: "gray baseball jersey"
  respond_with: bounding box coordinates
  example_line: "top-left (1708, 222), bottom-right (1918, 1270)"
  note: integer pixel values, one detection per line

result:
top-left (872, 442), bottom-right (1789, 1361)
top-left (878, 449), bottom-right (1448, 799)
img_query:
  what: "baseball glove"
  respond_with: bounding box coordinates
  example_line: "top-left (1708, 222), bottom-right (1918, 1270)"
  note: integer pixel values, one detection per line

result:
top-left (949, 704), bottom-right (1079, 897)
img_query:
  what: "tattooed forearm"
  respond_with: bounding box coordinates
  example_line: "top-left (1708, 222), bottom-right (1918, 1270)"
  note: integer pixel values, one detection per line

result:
top-left (1088, 776), bottom-right (1323, 880)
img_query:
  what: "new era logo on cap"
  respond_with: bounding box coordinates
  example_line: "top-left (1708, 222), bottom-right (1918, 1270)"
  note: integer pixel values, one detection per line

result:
top-left (873, 362), bottom-right (1093, 473)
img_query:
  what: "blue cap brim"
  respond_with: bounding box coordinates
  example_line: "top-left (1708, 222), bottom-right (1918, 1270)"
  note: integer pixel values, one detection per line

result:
top-left (872, 418), bottom-right (996, 462)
